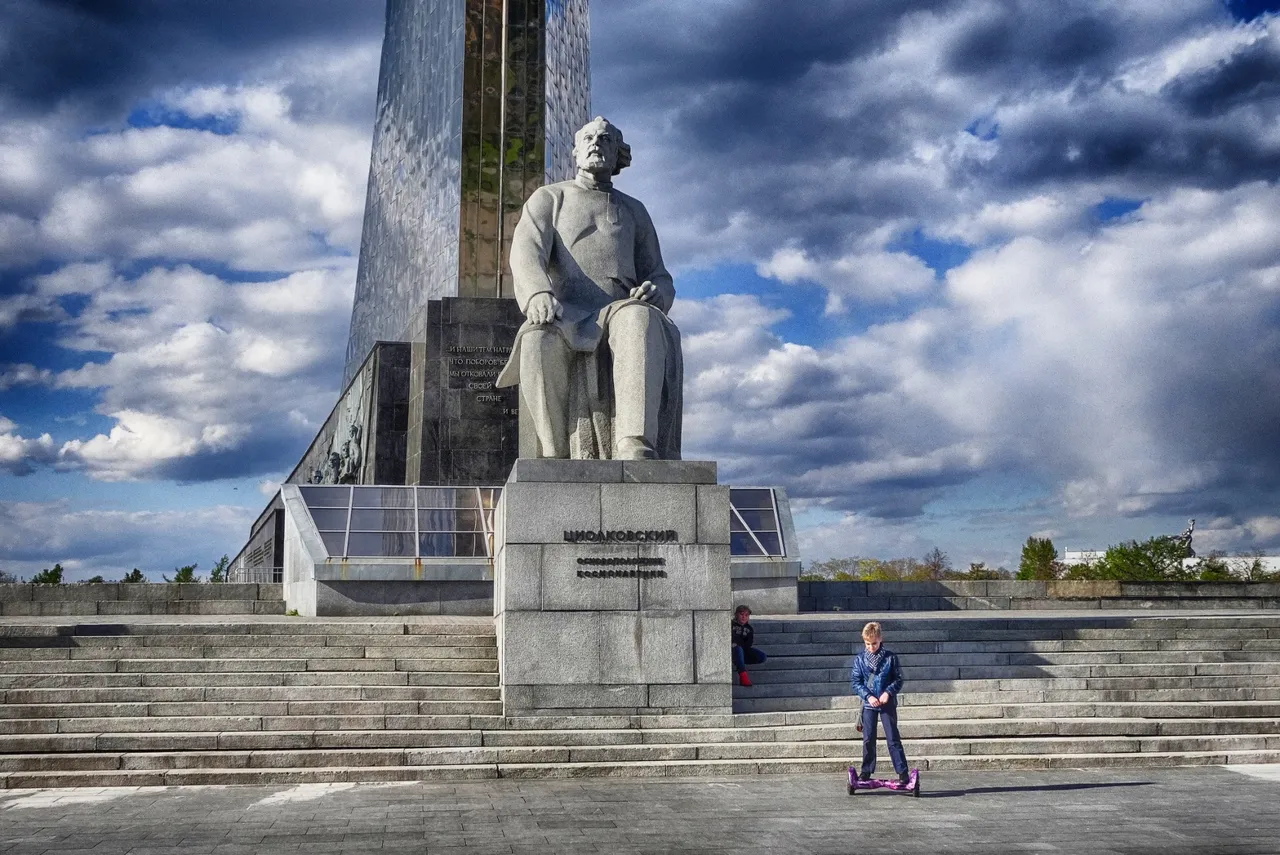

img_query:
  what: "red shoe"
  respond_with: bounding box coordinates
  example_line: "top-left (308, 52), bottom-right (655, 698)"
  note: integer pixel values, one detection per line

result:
top-left (738, 671), bottom-right (752, 687)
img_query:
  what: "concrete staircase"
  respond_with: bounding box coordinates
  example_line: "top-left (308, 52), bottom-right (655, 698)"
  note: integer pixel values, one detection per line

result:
top-left (735, 614), bottom-right (1280, 770)
top-left (2, 612), bottom-right (1279, 787)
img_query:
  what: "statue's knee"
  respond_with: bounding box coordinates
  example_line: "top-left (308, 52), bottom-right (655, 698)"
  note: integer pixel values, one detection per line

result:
top-left (611, 303), bottom-right (658, 339)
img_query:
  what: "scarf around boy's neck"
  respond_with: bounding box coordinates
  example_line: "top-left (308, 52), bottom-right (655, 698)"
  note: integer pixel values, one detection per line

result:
top-left (865, 647), bottom-right (885, 672)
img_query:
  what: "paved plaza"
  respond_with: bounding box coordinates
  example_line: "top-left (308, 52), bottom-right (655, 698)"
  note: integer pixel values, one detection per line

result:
top-left (4, 766), bottom-right (1280, 854)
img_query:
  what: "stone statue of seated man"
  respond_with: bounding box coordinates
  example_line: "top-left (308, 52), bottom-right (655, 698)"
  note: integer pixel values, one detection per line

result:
top-left (495, 117), bottom-right (682, 460)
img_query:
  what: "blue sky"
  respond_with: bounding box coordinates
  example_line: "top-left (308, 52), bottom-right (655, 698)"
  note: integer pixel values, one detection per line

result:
top-left (2, 0), bottom-right (1280, 579)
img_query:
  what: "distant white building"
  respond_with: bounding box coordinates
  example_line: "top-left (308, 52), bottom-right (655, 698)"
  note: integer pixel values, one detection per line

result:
top-left (1062, 549), bottom-right (1280, 575)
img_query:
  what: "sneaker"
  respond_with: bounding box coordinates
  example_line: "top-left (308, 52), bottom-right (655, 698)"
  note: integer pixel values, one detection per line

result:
top-left (858, 770), bottom-right (872, 782)
top-left (898, 771), bottom-right (911, 786)
top-left (738, 671), bottom-right (752, 687)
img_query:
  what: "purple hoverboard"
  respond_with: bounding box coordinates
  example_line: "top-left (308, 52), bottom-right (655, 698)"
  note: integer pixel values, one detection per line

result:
top-left (847, 767), bottom-right (920, 797)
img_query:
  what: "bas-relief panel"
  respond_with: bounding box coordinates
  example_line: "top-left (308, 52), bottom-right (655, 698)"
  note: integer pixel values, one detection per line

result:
top-left (302, 361), bottom-right (372, 486)
top-left (289, 344), bottom-right (411, 488)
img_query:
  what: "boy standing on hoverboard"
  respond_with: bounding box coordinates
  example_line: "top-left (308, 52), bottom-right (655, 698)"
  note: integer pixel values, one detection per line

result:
top-left (851, 621), bottom-right (911, 785)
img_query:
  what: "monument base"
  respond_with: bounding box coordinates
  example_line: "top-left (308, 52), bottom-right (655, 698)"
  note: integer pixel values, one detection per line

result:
top-left (494, 459), bottom-right (733, 717)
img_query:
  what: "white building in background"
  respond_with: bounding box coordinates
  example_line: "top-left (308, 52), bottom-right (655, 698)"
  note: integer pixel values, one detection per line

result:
top-left (1063, 549), bottom-right (1280, 575)
top-left (1062, 550), bottom-right (1105, 566)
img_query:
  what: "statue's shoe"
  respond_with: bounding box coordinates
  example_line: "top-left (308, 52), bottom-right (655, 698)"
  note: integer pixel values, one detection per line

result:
top-left (616, 437), bottom-right (657, 460)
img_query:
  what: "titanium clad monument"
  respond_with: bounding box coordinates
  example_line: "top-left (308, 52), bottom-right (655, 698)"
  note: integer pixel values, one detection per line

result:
top-left (292, 0), bottom-right (592, 489)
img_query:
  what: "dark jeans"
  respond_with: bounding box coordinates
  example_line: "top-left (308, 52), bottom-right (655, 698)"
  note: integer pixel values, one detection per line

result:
top-left (860, 699), bottom-right (909, 777)
top-left (732, 646), bottom-right (766, 672)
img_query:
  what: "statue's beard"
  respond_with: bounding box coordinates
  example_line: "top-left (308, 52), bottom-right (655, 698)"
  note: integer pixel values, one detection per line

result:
top-left (579, 152), bottom-right (610, 172)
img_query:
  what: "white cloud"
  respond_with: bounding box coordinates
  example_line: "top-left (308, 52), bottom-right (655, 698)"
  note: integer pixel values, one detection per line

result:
top-left (0, 500), bottom-right (252, 580)
top-left (937, 195), bottom-right (1080, 245)
top-left (1118, 15), bottom-right (1276, 95)
top-left (0, 418), bottom-right (60, 476)
top-left (672, 177), bottom-right (1280, 548)
top-left (0, 364), bottom-right (54, 390)
top-left (2, 260), bottom-right (353, 482)
top-left (58, 410), bottom-right (244, 483)
top-left (1, 72), bottom-right (371, 272)
top-left (758, 246), bottom-right (937, 310)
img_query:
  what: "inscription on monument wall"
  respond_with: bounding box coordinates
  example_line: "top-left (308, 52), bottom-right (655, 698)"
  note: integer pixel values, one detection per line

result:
top-left (447, 345), bottom-right (514, 409)
top-left (563, 530), bottom-right (680, 544)
top-left (417, 297), bottom-right (522, 485)
top-left (567, 538), bottom-right (675, 580)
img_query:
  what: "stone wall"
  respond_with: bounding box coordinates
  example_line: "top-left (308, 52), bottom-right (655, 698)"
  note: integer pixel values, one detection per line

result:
top-left (0, 584), bottom-right (284, 616)
top-left (799, 580), bottom-right (1280, 612)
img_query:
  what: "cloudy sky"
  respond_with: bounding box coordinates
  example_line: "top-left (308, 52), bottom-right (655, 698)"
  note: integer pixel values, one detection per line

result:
top-left (2, 0), bottom-right (1279, 580)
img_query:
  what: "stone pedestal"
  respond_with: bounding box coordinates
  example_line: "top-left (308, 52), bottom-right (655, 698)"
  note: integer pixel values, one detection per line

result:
top-left (494, 459), bottom-right (732, 716)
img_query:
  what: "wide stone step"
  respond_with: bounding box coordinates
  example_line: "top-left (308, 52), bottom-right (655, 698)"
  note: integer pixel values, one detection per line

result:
top-left (754, 650), bottom-right (1269, 671)
top-left (8, 747), bottom-right (1280, 789)
top-left (755, 638), bottom-right (1276, 654)
top-left (0, 684), bottom-right (500, 705)
top-left (0, 706), bottom-right (506, 737)
top-left (0, 632), bottom-right (497, 650)
top-left (88, 657), bottom-right (500, 674)
top-left (754, 617), bottom-right (1280, 634)
top-left (1, 601), bottom-right (283, 617)
top-left (0, 671), bottom-right (499, 692)
top-left (732, 691), bottom-right (1280, 714)
top-left (0, 645), bottom-right (498, 662)
top-left (753, 628), bottom-right (1280, 645)
top-left (4, 733), bottom-right (1277, 776)
top-left (741, 662), bottom-right (1280, 687)
top-left (1, 657), bottom-right (500, 675)
top-left (0, 694), bottom-right (506, 719)
top-left (0, 729), bottom-right (480, 754)
top-left (736, 674), bottom-right (1280, 699)
top-left (4, 715), bottom-right (1274, 758)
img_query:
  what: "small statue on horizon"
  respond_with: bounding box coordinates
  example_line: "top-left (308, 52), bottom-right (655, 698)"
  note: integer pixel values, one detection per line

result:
top-left (1176, 519), bottom-right (1195, 558)
top-left (495, 117), bottom-right (682, 460)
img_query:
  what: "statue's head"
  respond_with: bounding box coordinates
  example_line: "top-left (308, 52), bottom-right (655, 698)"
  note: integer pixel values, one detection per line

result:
top-left (573, 117), bottom-right (631, 176)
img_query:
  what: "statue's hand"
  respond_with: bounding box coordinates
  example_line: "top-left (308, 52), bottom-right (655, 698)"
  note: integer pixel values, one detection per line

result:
top-left (629, 281), bottom-right (657, 303)
top-left (526, 292), bottom-right (563, 325)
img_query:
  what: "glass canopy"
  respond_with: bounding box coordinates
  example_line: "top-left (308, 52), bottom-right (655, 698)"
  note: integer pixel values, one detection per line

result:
top-left (298, 485), bottom-right (786, 560)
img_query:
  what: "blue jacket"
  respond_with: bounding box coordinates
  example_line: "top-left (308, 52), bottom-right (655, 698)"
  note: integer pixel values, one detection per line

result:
top-left (851, 647), bottom-right (904, 702)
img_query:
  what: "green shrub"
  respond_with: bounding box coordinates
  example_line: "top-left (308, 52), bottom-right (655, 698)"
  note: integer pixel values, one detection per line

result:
top-left (1017, 537), bottom-right (1060, 580)
top-left (121, 568), bottom-right (146, 583)
top-left (31, 564), bottom-right (64, 585)
top-left (1187, 554), bottom-right (1234, 582)
top-left (1096, 537), bottom-right (1192, 582)
top-left (958, 562), bottom-right (1008, 580)
top-left (164, 564), bottom-right (199, 584)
